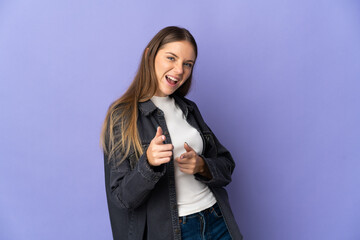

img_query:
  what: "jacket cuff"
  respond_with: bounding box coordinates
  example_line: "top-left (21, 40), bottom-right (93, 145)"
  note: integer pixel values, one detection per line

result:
top-left (194, 154), bottom-right (216, 184)
top-left (137, 153), bottom-right (165, 182)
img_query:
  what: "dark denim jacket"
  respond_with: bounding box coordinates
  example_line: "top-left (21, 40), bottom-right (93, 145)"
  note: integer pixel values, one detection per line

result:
top-left (104, 94), bottom-right (243, 240)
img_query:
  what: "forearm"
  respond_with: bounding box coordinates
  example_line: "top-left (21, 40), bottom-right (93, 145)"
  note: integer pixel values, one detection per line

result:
top-left (107, 152), bottom-right (165, 209)
top-left (195, 153), bottom-right (234, 187)
top-left (197, 156), bottom-right (212, 180)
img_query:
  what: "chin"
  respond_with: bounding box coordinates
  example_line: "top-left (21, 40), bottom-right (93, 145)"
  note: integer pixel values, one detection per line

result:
top-left (159, 87), bottom-right (176, 96)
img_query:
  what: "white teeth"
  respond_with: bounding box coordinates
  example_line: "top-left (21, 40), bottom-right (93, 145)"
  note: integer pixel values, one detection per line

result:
top-left (167, 75), bottom-right (178, 82)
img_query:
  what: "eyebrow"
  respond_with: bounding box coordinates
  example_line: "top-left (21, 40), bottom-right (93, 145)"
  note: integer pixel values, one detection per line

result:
top-left (165, 52), bottom-right (195, 63)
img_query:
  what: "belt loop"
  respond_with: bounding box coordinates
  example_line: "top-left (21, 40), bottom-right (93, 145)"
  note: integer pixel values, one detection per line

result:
top-left (179, 216), bottom-right (186, 225)
top-left (210, 206), bottom-right (214, 214)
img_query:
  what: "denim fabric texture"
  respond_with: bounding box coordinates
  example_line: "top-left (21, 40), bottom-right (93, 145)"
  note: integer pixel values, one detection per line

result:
top-left (104, 93), bottom-right (243, 240)
top-left (180, 203), bottom-right (232, 240)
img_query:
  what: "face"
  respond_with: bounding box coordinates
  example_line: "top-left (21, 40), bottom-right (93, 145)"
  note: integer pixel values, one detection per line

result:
top-left (154, 41), bottom-right (196, 97)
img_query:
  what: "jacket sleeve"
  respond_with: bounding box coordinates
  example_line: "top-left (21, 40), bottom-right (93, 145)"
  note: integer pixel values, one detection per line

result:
top-left (106, 152), bottom-right (165, 210)
top-left (104, 124), bottom-right (165, 210)
top-left (191, 102), bottom-right (236, 188)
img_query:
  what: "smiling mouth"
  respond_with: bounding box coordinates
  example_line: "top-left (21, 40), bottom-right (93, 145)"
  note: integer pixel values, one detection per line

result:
top-left (165, 75), bottom-right (179, 86)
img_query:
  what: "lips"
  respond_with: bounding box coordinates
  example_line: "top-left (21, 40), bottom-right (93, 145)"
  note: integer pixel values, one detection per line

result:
top-left (165, 75), bottom-right (179, 86)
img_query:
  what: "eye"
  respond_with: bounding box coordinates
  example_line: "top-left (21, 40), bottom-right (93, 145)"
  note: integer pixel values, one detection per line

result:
top-left (167, 56), bottom-right (175, 61)
top-left (184, 62), bottom-right (193, 68)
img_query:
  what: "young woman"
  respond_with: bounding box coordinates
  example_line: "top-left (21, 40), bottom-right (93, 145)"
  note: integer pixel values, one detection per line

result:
top-left (101, 26), bottom-right (243, 240)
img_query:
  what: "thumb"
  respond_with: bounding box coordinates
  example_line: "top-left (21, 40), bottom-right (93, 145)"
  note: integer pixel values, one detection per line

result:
top-left (155, 126), bottom-right (163, 138)
top-left (184, 142), bottom-right (193, 152)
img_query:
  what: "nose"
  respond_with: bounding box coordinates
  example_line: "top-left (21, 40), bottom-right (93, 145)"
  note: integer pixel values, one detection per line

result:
top-left (173, 62), bottom-right (184, 75)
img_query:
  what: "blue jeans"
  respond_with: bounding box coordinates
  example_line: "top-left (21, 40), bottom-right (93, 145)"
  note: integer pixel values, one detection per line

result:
top-left (179, 203), bottom-right (232, 240)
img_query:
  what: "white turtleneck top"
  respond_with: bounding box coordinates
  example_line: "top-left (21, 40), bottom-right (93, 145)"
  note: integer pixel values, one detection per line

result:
top-left (151, 95), bottom-right (216, 217)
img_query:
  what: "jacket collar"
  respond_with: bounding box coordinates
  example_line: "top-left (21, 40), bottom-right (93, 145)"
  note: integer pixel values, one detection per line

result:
top-left (138, 93), bottom-right (194, 117)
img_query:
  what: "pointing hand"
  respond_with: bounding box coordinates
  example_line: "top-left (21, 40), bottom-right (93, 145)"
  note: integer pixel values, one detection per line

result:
top-left (146, 126), bottom-right (173, 166)
top-left (175, 142), bottom-right (212, 179)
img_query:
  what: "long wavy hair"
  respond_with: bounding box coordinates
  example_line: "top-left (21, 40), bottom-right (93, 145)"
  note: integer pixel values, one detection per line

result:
top-left (100, 26), bottom-right (198, 165)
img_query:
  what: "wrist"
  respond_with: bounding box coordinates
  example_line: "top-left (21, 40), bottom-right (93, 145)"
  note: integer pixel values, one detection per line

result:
top-left (197, 156), bottom-right (212, 179)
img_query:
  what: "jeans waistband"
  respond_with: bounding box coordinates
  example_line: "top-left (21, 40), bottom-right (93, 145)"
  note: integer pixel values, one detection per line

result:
top-left (179, 202), bottom-right (219, 219)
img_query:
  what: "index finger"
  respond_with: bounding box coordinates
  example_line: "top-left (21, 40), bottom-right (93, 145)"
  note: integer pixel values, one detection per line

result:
top-left (180, 151), bottom-right (195, 160)
top-left (153, 135), bottom-right (166, 145)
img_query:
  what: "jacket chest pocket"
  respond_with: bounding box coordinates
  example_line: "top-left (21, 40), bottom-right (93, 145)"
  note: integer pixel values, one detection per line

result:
top-left (203, 132), bottom-right (217, 157)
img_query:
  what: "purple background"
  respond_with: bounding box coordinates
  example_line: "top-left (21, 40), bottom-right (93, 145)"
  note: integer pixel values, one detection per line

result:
top-left (1, 0), bottom-right (360, 239)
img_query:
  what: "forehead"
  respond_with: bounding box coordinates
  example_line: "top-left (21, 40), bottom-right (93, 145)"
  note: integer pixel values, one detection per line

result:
top-left (158, 41), bottom-right (196, 60)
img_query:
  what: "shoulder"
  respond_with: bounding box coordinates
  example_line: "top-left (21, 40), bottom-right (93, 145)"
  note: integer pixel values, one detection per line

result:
top-left (180, 95), bottom-right (196, 106)
top-left (172, 94), bottom-right (199, 111)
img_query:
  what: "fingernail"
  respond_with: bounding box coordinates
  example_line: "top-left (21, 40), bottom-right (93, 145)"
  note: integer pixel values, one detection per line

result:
top-left (180, 155), bottom-right (184, 159)
top-left (162, 136), bottom-right (165, 140)
top-left (185, 142), bottom-right (188, 146)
